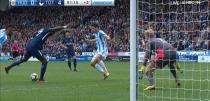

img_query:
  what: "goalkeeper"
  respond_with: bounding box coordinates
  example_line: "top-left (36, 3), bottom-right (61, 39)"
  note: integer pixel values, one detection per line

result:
top-left (139, 27), bottom-right (182, 91)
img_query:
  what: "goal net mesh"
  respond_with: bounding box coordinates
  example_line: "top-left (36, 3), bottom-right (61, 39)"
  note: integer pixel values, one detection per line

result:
top-left (137, 0), bottom-right (210, 101)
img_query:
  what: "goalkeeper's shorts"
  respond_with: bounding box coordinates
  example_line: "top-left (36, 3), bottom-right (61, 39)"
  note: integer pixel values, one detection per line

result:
top-left (151, 48), bottom-right (177, 69)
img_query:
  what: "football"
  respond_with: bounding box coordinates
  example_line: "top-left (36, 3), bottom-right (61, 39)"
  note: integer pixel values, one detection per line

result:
top-left (30, 73), bottom-right (38, 82)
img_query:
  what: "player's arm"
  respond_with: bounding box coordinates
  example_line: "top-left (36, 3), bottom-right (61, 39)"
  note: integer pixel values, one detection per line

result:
top-left (49, 23), bottom-right (73, 33)
top-left (60, 44), bottom-right (68, 49)
top-left (30, 31), bottom-right (38, 39)
top-left (49, 26), bottom-right (68, 33)
top-left (100, 30), bottom-right (110, 40)
top-left (100, 31), bottom-right (111, 40)
top-left (85, 35), bottom-right (96, 42)
top-left (104, 34), bottom-right (111, 40)
top-left (60, 40), bottom-right (68, 49)
top-left (60, 41), bottom-right (68, 49)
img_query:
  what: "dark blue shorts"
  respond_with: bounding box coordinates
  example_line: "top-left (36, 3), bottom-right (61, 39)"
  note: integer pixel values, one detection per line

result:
top-left (24, 47), bottom-right (45, 61)
top-left (67, 50), bottom-right (75, 58)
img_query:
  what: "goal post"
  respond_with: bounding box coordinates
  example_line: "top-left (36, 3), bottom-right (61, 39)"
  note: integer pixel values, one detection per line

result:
top-left (130, 0), bottom-right (138, 101)
top-left (136, 0), bottom-right (210, 101)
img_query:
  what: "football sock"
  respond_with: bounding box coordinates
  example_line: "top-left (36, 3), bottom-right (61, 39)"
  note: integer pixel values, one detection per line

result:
top-left (98, 60), bottom-right (108, 73)
top-left (73, 59), bottom-right (77, 69)
top-left (175, 62), bottom-right (183, 73)
top-left (39, 63), bottom-right (47, 80)
top-left (169, 64), bottom-right (179, 82)
top-left (95, 64), bottom-right (104, 74)
top-left (146, 71), bottom-right (155, 86)
top-left (7, 59), bottom-right (24, 70)
top-left (68, 60), bottom-right (71, 70)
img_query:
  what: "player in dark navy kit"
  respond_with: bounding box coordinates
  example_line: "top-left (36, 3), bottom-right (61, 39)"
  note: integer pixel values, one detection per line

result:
top-left (4, 24), bottom-right (71, 83)
top-left (139, 27), bottom-right (182, 90)
top-left (61, 30), bottom-right (78, 72)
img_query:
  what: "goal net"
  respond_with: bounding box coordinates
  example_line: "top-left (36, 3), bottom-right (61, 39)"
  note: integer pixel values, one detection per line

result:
top-left (137, 0), bottom-right (210, 101)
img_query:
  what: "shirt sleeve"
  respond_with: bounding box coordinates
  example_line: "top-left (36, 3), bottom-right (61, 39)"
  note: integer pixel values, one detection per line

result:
top-left (99, 30), bottom-right (105, 36)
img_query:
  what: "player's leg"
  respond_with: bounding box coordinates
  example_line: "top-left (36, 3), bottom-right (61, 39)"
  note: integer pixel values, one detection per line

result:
top-left (72, 56), bottom-right (77, 72)
top-left (174, 61), bottom-right (183, 73)
top-left (172, 51), bottom-right (183, 73)
top-left (90, 54), bottom-right (103, 73)
top-left (8, 51), bottom-right (18, 60)
top-left (168, 50), bottom-right (181, 87)
top-left (67, 55), bottom-right (72, 71)
top-left (144, 63), bottom-right (156, 90)
top-left (97, 54), bottom-right (109, 75)
top-left (20, 53), bottom-right (24, 60)
top-left (9, 51), bottom-right (15, 60)
top-left (5, 51), bottom-right (31, 74)
top-left (144, 55), bottom-right (156, 90)
top-left (38, 57), bottom-right (48, 82)
top-left (34, 50), bottom-right (48, 82)
top-left (13, 51), bottom-right (19, 61)
top-left (99, 60), bottom-right (109, 80)
top-left (67, 51), bottom-right (72, 70)
top-left (70, 51), bottom-right (77, 72)
top-left (144, 54), bottom-right (164, 90)
top-left (96, 52), bottom-right (109, 74)
top-left (90, 54), bottom-right (109, 79)
top-left (91, 54), bottom-right (110, 80)
top-left (168, 61), bottom-right (181, 87)
top-left (145, 64), bottom-right (155, 86)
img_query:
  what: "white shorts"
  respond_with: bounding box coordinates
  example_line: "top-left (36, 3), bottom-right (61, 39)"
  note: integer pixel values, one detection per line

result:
top-left (91, 52), bottom-right (108, 62)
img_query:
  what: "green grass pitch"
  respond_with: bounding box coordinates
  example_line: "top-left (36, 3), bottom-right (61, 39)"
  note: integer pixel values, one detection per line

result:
top-left (0, 61), bottom-right (209, 101)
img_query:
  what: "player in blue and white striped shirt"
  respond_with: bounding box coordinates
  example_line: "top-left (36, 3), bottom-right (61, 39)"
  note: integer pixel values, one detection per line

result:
top-left (0, 25), bottom-right (14, 52)
top-left (88, 23), bottom-right (111, 80)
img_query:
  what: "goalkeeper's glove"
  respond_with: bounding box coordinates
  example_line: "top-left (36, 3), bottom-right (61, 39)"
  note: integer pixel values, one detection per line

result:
top-left (138, 65), bottom-right (146, 79)
top-left (138, 65), bottom-right (145, 72)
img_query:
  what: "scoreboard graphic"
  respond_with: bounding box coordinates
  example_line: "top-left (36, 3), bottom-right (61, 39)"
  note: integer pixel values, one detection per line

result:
top-left (9, 0), bottom-right (115, 6)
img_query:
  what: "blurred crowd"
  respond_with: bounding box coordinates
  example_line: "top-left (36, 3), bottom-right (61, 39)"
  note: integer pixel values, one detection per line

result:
top-left (139, 0), bottom-right (210, 51)
top-left (0, 0), bottom-right (129, 56)
top-left (1, 0), bottom-right (210, 57)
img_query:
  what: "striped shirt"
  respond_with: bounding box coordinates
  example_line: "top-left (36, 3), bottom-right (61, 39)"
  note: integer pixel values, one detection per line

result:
top-left (95, 30), bottom-right (108, 54)
top-left (0, 29), bottom-right (7, 45)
